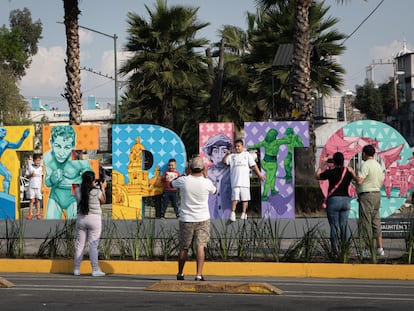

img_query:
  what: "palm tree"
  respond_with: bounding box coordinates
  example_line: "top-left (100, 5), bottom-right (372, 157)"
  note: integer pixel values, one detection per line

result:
top-left (248, 1), bottom-right (346, 119)
top-left (120, 0), bottom-right (209, 130)
top-left (255, 0), bottom-right (313, 128)
top-left (253, 0), bottom-right (316, 185)
top-left (212, 25), bottom-right (258, 129)
top-left (254, 0), bottom-right (356, 183)
top-left (62, 0), bottom-right (82, 125)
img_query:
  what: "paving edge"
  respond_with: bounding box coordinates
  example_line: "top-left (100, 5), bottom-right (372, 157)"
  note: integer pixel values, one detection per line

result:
top-left (0, 276), bottom-right (15, 288)
top-left (145, 280), bottom-right (283, 295)
top-left (1, 259), bottom-right (414, 280)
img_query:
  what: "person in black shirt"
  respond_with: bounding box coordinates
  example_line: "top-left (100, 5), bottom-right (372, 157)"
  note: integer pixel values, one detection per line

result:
top-left (315, 152), bottom-right (358, 254)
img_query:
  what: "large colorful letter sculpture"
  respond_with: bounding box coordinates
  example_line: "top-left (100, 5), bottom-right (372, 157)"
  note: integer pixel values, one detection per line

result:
top-left (244, 121), bottom-right (309, 219)
top-left (111, 124), bottom-right (186, 219)
top-left (318, 120), bottom-right (413, 219)
top-left (199, 122), bottom-right (234, 219)
top-left (0, 126), bottom-right (34, 219)
top-left (42, 125), bottom-right (100, 219)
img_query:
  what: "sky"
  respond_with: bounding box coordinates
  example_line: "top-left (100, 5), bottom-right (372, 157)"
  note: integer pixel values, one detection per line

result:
top-left (1, 0), bottom-right (413, 110)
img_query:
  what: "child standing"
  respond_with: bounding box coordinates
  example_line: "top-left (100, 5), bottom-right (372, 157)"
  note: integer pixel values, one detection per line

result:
top-left (26, 153), bottom-right (43, 219)
top-left (161, 158), bottom-right (181, 218)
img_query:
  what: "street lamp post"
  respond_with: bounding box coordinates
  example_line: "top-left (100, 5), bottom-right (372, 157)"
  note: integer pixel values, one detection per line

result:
top-left (78, 25), bottom-right (119, 124)
top-left (58, 22), bottom-right (120, 123)
top-left (393, 60), bottom-right (405, 129)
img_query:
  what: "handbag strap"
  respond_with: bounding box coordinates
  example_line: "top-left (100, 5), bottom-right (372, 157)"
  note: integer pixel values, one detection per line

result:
top-left (327, 167), bottom-right (347, 198)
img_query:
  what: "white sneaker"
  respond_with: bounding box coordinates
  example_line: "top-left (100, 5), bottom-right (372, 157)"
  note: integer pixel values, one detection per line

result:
top-left (377, 248), bottom-right (385, 256)
top-left (73, 269), bottom-right (80, 276)
top-left (362, 249), bottom-right (370, 259)
top-left (92, 270), bottom-right (106, 277)
top-left (240, 213), bottom-right (247, 220)
top-left (230, 211), bottom-right (236, 222)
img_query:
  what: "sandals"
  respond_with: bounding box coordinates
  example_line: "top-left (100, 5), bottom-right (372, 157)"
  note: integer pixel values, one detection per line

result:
top-left (26, 214), bottom-right (42, 220)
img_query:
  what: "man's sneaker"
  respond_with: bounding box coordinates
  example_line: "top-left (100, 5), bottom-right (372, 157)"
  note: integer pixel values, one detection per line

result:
top-left (240, 212), bottom-right (248, 220)
top-left (73, 269), bottom-right (80, 276)
top-left (377, 248), bottom-right (385, 256)
top-left (194, 275), bottom-right (205, 281)
top-left (91, 270), bottom-right (105, 277)
top-left (230, 211), bottom-right (236, 222)
top-left (176, 273), bottom-right (184, 280)
top-left (26, 214), bottom-right (33, 220)
top-left (362, 249), bottom-right (370, 259)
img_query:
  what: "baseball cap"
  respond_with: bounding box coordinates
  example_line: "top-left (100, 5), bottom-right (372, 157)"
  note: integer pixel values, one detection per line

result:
top-left (190, 156), bottom-right (204, 170)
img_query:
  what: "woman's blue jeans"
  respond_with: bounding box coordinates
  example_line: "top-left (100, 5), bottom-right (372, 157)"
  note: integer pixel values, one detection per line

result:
top-left (326, 196), bottom-right (351, 252)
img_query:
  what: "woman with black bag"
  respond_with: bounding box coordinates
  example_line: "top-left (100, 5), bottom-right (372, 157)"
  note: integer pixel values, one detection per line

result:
top-left (315, 152), bottom-right (358, 254)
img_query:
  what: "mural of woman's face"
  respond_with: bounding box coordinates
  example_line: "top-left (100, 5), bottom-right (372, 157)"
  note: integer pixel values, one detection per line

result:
top-left (51, 136), bottom-right (74, 163)
top-left (211, 146), bottom-right (228, 165)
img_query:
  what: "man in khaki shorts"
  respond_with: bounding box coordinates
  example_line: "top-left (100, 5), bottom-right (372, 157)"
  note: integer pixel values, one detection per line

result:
top-left (171, 156), bottom-right (216, 281)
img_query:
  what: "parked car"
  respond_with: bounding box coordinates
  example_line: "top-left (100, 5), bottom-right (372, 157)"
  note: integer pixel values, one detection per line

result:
top-left (101, 165), bottom-right (112, 181)
top-left (20, 176), bottom-right (30, 202)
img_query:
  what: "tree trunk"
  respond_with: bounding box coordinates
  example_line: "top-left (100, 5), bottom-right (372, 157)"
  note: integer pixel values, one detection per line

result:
top-left (291, 0), bottom-right (316, 184)
top-left (63, 0), bottom-right (82, 125)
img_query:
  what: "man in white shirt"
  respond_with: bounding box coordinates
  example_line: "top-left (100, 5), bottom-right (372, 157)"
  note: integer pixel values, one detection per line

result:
top-left (172, 156), bottom-right (216, 281)
top-left (223, 139), bottom-right (265, 221)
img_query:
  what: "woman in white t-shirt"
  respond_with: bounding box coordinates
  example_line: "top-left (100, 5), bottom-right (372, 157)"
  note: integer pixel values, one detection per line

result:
top-left (73, 171), bottom-right (106, 277)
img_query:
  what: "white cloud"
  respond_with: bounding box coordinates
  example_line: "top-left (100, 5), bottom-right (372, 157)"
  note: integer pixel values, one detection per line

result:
top-left (80, 28), bottom-right (94, 46)
top-left (367, 40), bottom-right (410, 84)
top-left (369, 40), bottom-right (403, 62)
top-left (19, 46), bottom-right (66, 97)
top-left (19, 42), bottom-right (133, 103)
top-left (99, 50), bottom-right (133, 78)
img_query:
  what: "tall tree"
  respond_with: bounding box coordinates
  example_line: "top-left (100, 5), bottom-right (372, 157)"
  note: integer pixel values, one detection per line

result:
top-left (120, 0), bottom-right (209, 130)
top-left (354, 80), bottom-right (385, 121)
top-left (254, 0), bottom-right (317, 185)
top-left (0, 7), bottom-right (42, 80)
top-left (0, 67), bottom-right (28, 125)
top-left (248, 1), bottom-right (345, 118)
top-left (62, 0), bottom-right (82, 125)
top-left (213, 25), bottom-right (258, 130)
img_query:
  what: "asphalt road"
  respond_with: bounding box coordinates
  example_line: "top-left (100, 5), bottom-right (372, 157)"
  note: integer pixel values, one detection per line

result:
top-left (1, 273), bottom-right (414, 310)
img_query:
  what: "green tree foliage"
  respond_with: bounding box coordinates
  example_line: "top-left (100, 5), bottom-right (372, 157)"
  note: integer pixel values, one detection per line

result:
top-left (354, 80), bottom-right (384, 121)
top-left (120, 0), bottom-right (210, 134)
top-left (119, 0), bottom-right (346, 156)
top-left (213, 25), bottom-right (258, 130)
top-left (378, 79), bottom-right (397, 118)
top-left (0, 8), bottom-right (42, 80)
top-left (247, 1), bottom-right (346, 119)
top-left (354, 78), bottom-right (398, 121)
top-left (0, 67), bottom-right (28, 124)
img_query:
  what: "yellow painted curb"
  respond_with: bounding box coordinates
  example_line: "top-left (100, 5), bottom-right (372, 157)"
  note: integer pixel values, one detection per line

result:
top-left (145, 280), bottom-right (283, 295)
top-left (1, 259), bottom-right (413, 280)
